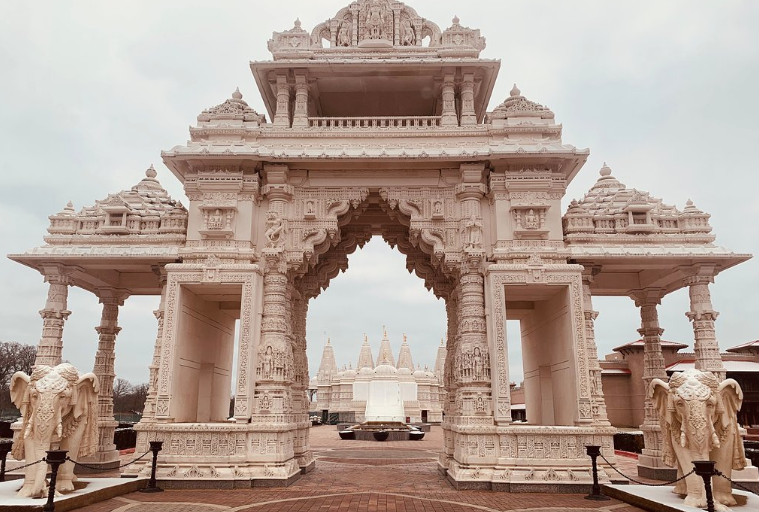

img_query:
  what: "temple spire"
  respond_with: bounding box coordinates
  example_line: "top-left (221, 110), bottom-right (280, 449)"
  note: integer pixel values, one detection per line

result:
top-left (356, 333), bottom-right (375, 370)
top-left (376, 326), bottom-right (395, 366)
top-left (317, 337), bottom-right (338, 380)
top-left (434, 336), bottom-right (447, 384)
top-left (397, 333), bottom-right (414, 371)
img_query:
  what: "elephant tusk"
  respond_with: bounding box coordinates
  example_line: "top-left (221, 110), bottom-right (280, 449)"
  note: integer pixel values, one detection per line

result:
top-left (56, 422), bottom-right (63, 438)
top-left (680, 424), bottom-right (687, 448)
top-left (711, 431), bottom-right (720, 449)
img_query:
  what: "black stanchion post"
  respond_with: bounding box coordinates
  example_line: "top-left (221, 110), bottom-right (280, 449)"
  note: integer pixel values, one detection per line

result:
top-left (0, 440), bottom-right (12, 482)
top-left (42, 449), bottom-right (68, 512)
top-left (140, 441), bottom-right (164, 493)
top-left (584, 445), bottom-right (610, 501)
top-left (692, 460), bottom-right (717, 512)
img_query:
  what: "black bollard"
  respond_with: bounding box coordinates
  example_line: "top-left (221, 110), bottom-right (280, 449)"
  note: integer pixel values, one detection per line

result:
top-left (0, 440), bottom-right (12, 482)
top-left (692, 460), bottom-right (717, 512)
top-left (584, 445), bottom-right (610, 501)
top-left (42, 449), bottom-right (68, 512)
top-left (140, 441), bottom-right (164, 493)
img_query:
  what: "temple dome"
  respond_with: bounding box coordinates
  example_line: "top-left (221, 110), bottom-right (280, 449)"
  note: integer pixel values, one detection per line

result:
top-left (373, 364), bottom-right (397, 376)
top-left (563, 163), bottom-right (713, 239)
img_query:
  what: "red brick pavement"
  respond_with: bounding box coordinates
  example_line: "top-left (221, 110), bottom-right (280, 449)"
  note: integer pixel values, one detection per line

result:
top-left (71, 426), bottom-right (648, 512)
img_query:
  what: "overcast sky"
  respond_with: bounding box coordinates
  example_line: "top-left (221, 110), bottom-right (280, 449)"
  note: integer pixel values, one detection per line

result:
top-left (1, 1), bottom-right (757, 388)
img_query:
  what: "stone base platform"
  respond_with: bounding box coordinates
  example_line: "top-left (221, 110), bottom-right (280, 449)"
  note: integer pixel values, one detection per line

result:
top-left (0, 478), bottom-right (147, 512)
top-left (603, 484), bottom-right (758, 512)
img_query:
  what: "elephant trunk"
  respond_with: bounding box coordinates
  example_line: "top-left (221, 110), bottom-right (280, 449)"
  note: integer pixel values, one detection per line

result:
top-left (683, 400), bottom-right (713, 456)
top-left (31, 445), bottom-right (49, 498)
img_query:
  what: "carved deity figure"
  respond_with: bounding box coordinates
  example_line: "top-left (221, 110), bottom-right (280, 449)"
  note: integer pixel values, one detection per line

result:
top-left (262, 345), bottom-right (273, 379)
top-left (264, 211), bottom-right (284, 247)
top-left (365, 0), bottom-right (386, 40)
top-left (401, 18), bottom-right (415, 45)
top-left (464, 214), bottom-right (482, 249)
top-left (524, 209), bottom-right (539, 229)
top-left (433, 200), bottom-right (443, 216)
top-left (305, 200), bottom-right (315, 215)
top-left (208, 209), bottom-right (224, 230)
top-left (337, 21), bottom-right (351, 46)
top-left (473, 346), bottom-right (483, 380)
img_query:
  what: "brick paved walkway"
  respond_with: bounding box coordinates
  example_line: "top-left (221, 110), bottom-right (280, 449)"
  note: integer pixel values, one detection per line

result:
top-left (73, 425), bottom-right (647, 512)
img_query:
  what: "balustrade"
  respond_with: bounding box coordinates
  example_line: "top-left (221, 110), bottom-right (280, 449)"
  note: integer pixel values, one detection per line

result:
top-left (307, 115), bottom-right (442, 129)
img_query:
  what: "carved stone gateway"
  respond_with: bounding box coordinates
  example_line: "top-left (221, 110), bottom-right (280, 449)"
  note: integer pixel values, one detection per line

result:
top-left (9, 0), bottom-right (751, 492)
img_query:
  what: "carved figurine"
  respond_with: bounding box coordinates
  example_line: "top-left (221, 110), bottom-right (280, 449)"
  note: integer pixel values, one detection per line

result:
top-left (264, 211), bottom-right (284, 247)
top-left (524, 209), bottom-right (539, 229)
top-left (10, 364), bottom-right (99, 498)
top-left (365, 0), bottom-right (386, 40)
top-left (337, 22), bottom-right (351, 46)
top-left (463, 214), bottom-right (482, 249)
top-left (401, 18), bottom-right (415, 46)
top-left (650, 369), bottom-right (746, 510)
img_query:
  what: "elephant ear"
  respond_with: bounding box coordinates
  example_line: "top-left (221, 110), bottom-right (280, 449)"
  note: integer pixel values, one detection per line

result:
top-left (650, 379), bottom-right (672, 425)
top-left (9, 372), bottom-right (31, 461)
top-left (650, 379), bottom-right (677, 467)
top-left (717, 379), bottom-right (747, 470)
top-left (73, 373), bottom-right (100, 458)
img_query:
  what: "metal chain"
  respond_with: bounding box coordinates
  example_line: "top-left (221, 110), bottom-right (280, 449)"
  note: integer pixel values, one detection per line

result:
top-left (714, 470), bottom-right (759, 496)
top-left (66, 449), bottom-right (151, 472)
top-left (6, 458), bottom-right (46, 473)
top-left (599, 454), bottom-right (695, 486)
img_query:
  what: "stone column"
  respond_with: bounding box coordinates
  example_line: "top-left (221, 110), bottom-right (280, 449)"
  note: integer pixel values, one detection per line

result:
top-left (440, 72), bottom-right (458, 126)
top-left (273, 73), bottom-right (291, 127)
top-left (684, 273), bottom-right (726, 380)
top-left (35, 267), bottom-right (72, 367)
top-left (581, 270), bottom-right (610, 426)
top-left (86, 289), bottom-right (128, 468)
top-left (460, 73), bottom-right (477, 126)
top-left (291, 72), bottom-right (309, 128)
top-left (632, 289), bottom-right (673, 480)
top-left (142, 266), bottom-right (167, 422)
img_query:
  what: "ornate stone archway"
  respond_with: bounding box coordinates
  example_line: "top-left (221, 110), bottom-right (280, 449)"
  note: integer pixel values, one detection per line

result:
top-left (10, 0), bottom-right (750, 491)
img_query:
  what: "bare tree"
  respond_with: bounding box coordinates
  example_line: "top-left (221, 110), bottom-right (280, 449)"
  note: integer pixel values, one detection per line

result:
top-left (112, 378), bottom-right (133, 413)
top-left (0, 341), bottom-right (37, 418)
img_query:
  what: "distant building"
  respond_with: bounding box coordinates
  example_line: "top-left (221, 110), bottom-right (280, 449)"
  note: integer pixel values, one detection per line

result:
top-left (600, 339), bottom-right (759, 428)
top-left (507, 339), bottom-right (759, 428)
top-left (311, 328), bottom-right (446, 424)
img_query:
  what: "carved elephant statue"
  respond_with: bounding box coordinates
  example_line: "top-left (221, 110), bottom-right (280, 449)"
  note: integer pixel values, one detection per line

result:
top-left (10, 363), bottom-right (99, 498)
top-left (650, 369), bottom-right (746, 510)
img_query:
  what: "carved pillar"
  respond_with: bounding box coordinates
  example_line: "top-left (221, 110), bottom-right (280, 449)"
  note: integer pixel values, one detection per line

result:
top-left (460, 72), bottom-right (477, 126)
top-left (292, 72), bottom-right (309, 128)
top-left (35, 267), bottom-right (72, 367)
top-left (142, 267), bottom-right (167, 422)
top-left (350, 3), bottom-right (359, 46)
top-left (581, 270), bottom-right (610, 426)
top-left (452, 163), bottom-right (490, 418)
top-left (684, 272), bottom-right (726, 380)
top-left (440, 72), bottom-right (457, 127)
top-left (87, 289), bottom-right (128, 467)
top-left (632, 289), bottom-right (672, 479)
top-left (273, 73), bottom-right (291, 127)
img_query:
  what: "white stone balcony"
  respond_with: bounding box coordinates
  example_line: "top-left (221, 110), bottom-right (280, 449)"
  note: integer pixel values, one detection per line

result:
top-left (307, 115), bottom-right (442, 129)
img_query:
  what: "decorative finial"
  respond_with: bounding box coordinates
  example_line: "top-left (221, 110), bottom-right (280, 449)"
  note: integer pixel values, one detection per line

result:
top-left (63, 201), bottom-right (75, 214)
top-left (452, 15), bottom-right (460, 25)
top-left (232, 87), bottom-right (242, 100)
top-left (146, 164), bottom-right (157, 178)
top-left (686, 199), bottom-right (693, 206)
top-left (403, 333), bottom-right (407, 344)
top-left (294, 18), bottom-right (301, 29)
top-left (441, 338), bottom-right (445, 346)
top-left (383, 325), bottom-right (387, 337)
top-left (327, 337), bottom-right (331, 345)
top-left (599, 162), bottom-right (612, 177)
top-left (510, 83), bottom-right (521, 97)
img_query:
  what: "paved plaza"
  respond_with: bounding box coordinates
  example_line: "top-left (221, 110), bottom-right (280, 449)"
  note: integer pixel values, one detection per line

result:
top-left (73, 426), bottom-right (646, 512)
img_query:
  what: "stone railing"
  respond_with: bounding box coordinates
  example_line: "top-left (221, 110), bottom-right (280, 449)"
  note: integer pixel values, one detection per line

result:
top-left (307, 116), bottom-right (442, 129)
